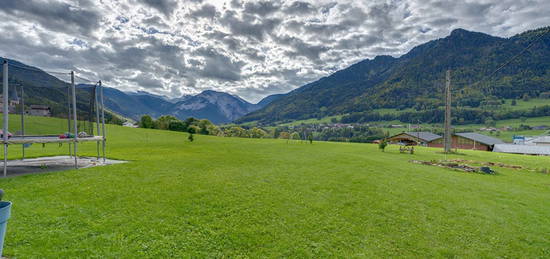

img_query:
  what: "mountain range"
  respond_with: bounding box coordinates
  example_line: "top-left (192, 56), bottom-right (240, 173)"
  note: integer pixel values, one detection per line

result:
top-left (103, 88), bottom-right (279, 123)
top-left (0, 57), bottom-right (281, 124)
top-left (237, 26), bottom-right (550, 124)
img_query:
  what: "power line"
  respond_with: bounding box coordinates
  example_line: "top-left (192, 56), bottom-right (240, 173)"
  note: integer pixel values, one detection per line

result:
top-left (5, 60), bottom-right (100, 84)
top-left (470, 28), bottom-right (550, 89)
top-left (74, 74), bottom-right (97, 84)
top-left (6, 62), bottom-right (69, 75)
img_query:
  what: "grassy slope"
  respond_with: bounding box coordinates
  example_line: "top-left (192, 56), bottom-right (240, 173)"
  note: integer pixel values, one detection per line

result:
top-left (0, 123), bottom-right (549, 257)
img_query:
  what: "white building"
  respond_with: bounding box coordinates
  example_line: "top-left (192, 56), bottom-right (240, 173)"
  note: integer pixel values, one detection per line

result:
top-left (27, 105), bottom-right (51, 117)
top-left (525, 136), bottom-right (550, 146)
top-left (493, 144), bottom-right (550, 156)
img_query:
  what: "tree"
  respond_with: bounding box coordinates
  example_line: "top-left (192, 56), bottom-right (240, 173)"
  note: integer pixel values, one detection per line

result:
top-left (522, 93), bottom-right (530, 102)
top-left (187, 125), bottom-right (200, 134)
top-left (279, 132), bottom-right (290, 142)
top-left (484, 118), bottom-right (496, 127)
top-left (249, 127), bottom-right (267, 138)
top-left (168, 121), bottom-right (187, 132)
top-left (154, 115), bottom-right (178, 130)
top-left (520, 116), bottom-right (527, 123)
top-left (139, 115), bottom-right (154, 128)
top-left (379, 139), bottom-right (388, 152)
top-left (198, 119), bottom-right (213, 134)
top-left (290, 132), bottom-right (301, 142)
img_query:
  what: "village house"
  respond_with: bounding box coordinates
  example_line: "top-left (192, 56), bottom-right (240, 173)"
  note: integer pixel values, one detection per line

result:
top-left (26, 105), bottom-right (51, 117)
top-left (0, 95), bottom-right (19, 113)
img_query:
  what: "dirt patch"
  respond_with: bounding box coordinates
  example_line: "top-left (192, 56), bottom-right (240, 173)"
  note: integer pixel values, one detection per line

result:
top-left (410, 159), bottom-right (550, 175)
top-left (409, 160), bottom-right (495, 174)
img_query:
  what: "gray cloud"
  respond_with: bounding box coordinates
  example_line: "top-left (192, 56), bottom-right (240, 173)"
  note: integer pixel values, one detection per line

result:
top-left (243, 1), bottom-right (281, 16)
top-left (138, 0), bottom-right (178, 17)
top-left (189, 4), bottom-right (218, 19)
top-left (0, 0), bottom-right (100, 35)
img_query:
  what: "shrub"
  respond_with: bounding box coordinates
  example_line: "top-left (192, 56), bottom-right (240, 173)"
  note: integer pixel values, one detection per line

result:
top-left (379, 139), bottom-right (388, 152)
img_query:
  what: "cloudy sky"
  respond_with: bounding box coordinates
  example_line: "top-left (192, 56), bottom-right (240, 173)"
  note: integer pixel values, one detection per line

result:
top-left (0, 0), bottom-right (549, 102)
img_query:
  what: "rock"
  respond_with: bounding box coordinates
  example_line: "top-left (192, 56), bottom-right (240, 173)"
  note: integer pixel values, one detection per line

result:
top-left (479, 167), bottom-right (494, 174)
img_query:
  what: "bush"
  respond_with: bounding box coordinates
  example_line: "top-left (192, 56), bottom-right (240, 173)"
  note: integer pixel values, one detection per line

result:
top-left (379, 139), bottom-right (388, 152)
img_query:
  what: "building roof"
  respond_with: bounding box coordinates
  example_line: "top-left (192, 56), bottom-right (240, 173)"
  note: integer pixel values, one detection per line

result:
top-left (493, 144), bottom-right (550, 155)
top-left (526, 136), bottom-right (550, 144)
top-left (398, 132), bottom-right (442, 142)
top-left (455, 132), bottom-right (504, 146)
top-left (29, 105), bottom-right (50, 109)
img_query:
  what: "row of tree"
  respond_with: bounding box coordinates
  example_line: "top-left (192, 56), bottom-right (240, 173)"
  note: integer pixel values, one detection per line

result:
top-left (341, 105), bottom-right (550, 125)
top-left (138, 114), bottom-right (390, 143)
top-left (139, 115), bottom-right (218, 135)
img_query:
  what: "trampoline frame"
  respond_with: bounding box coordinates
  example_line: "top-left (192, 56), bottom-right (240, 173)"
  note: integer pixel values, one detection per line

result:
top-left (2, 60), bottom-right (107, 176)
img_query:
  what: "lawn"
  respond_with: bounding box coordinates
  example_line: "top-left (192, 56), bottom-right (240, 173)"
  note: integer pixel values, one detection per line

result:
top-left (1, 122), bottom-right (550, 257)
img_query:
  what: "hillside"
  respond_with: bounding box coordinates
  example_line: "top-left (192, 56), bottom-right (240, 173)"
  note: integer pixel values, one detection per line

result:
top-left (238, 27), bottom-right (550, 124)
top-left (1, 120), bottom-right (549, 257)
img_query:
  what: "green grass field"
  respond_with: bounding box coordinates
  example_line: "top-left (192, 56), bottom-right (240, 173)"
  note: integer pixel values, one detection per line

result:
top-left (1, 120), bottom-right (550, 257)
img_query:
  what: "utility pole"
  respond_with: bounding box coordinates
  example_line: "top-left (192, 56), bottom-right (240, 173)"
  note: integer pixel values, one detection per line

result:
top-left (444, 70), bottom-right (452, 153)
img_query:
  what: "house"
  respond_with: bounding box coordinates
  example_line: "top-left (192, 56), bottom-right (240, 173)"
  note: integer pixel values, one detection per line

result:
top-left (531, 125), bottom-right (549, 130)
top-left (27, 105), bottom-right (51, 117)
top-left (0, 95), bottom-right (19, 113)
top-left (493, 144), bottom-right (550, 156)
top-left (123, 121), bottom-right (137, 128)
top-left (429, 132), bottom-right (505, 151)
top-left (387, 132), bottom-right (442, 146)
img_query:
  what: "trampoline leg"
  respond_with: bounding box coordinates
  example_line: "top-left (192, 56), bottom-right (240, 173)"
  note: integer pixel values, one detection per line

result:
top-left (3, 144), bottom-right (7, 177)
top-left (74, 141), bottom-right (78, 169)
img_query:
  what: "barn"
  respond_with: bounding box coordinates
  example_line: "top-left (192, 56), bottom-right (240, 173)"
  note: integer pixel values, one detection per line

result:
top-left (387, 132), bottom-right (442, 146)
top-left (429, 132), bottom-right (504, 151)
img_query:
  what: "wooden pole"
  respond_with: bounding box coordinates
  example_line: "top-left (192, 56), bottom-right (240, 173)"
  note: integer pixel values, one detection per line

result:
top-left (444, 70), bottom-right (452, 153)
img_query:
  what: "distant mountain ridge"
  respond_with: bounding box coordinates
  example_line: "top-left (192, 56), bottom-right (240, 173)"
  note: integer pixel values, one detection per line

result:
top-left (102, 88), bottom-right (281, 123)
top-left (0, 57), bottom-right (281, 124)
top-left (238, 26), bottom-right (550, 124)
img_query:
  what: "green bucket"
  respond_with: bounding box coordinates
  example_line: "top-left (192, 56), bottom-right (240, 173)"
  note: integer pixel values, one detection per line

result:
top-left (0, 201), bottom-right (11, 257)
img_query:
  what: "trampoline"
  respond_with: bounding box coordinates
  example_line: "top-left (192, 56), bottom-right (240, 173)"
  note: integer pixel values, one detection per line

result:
top-left (1, 60), bottom-right (107, 176)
